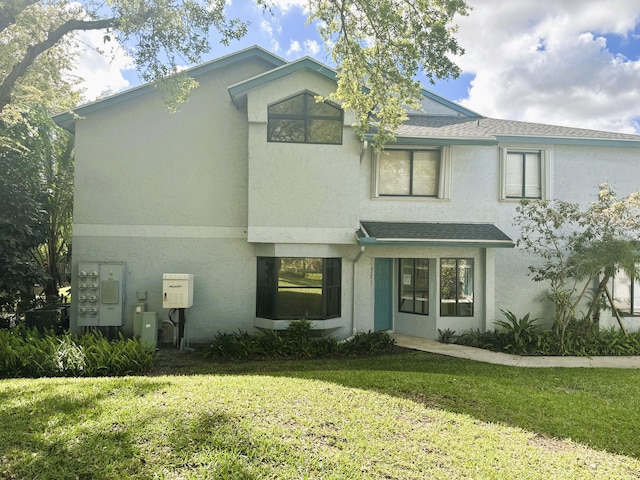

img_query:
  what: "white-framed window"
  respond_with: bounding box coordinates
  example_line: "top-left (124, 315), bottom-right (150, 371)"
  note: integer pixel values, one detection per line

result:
top-left (399, 258), bottom-right (430, 315)
top-left (440, 258), bottom-right (474, 317)
top-left (374, 146), bottom-right (451, 199)
top-left (499, 148), bottom-right (550, 200)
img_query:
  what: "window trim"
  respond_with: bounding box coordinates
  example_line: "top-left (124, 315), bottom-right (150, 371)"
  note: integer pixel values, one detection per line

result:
top-left (439, 258), bottom-right (474, 317)
top-left (373, 146), bottom-right (451, 199)
top-left (499, 147), bottom-right (550, 201)
top-left (267, 92), bottom-right (344, 145)
top-left (256, 257), bottom-right (341, 320)
top-left (398, 258), bottom-right (430, 316)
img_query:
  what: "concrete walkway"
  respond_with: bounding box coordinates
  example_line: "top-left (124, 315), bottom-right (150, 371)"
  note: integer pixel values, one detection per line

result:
top-left (391, 334), bottom-right (640, 369)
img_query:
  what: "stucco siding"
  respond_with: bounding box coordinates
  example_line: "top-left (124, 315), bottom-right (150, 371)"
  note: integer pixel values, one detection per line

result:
top-left (71, 235), bottom-right (257, 342)
top-left (245, 70), bottom-right (361, 244)
top-left (73, 60), bottom-right (271, 229)
top-left (553, 145), bottom-right (640, 204)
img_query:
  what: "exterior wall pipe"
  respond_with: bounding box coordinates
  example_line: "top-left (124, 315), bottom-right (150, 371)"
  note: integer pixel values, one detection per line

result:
top-left (351, 242), bottom-right (365, 337)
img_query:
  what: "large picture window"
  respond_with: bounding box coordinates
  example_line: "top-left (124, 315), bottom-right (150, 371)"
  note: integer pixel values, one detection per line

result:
top-left (399, 259), bottom-right (429, 315)
top-left (256, 257), bottom-right (341, 320)
top-left (267, 92), bottom-right (343, 144)
top-left (440, 258), bottom-right (474, 317)
top-left (378, 149), bottom-right (440, 197)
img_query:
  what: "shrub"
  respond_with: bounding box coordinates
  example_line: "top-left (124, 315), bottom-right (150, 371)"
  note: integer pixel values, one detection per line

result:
top-left (206, 321), bottom-right (396, 360)
top-left (207, 330), bottom-right (257, 359)
top-left (342, 330), bottom-right (396, 355)
top-left (437, 328), bottom-right (457, 344)
top-left (0, 327), bottom-right (154, 378)
top-left (79, 331), bottom-right (155, 376)
top-left (494, 310), bottom-right (546, 355)
top-left (455, 313), bottom-right (640, 357)
top-left (455, 329), bottom-right (511, 352)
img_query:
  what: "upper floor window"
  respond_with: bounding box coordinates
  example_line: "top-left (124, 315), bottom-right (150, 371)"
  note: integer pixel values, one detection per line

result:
top-left (267, 92), bottom-right (343, 144)
top-left (375, 147), bottom-right (451, 199)
top-left (500, 148), bottom-right (550, 200)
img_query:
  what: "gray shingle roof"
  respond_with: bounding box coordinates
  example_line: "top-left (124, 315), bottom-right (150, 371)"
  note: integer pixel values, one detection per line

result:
top-left (394, 115), bottom-right (640, 143)
top-left (358, 221), bottom-right (514, 248)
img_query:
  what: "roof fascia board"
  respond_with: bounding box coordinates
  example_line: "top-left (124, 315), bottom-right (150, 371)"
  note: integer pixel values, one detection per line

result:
top-left (53, 46), bottom-right (285, 131)
top-left (228, 57), bottom-right (338, 106)
top-left (357, 237), bottom-right (515, 248)
top-left (496, 135), bottom-right (640, 148)
top-left (420, 88), bottom-right (483, 118)
top-left (365, 134), bottom-right (498, 146)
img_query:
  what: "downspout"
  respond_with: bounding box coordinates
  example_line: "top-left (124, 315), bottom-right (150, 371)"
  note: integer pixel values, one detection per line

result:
top-left (351, 244), bottom-right (365, 337)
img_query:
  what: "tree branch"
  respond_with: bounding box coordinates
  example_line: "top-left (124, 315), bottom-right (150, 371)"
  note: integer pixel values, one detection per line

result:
top-left (0, 16), bottom-right (119, 113)
top-left (0, 0), bottom-right (39, 35)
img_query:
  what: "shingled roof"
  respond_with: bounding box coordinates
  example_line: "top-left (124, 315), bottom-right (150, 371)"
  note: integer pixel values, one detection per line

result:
top-left (357, 221), bottom-right (515, 248)
top-left (380, 115), bottom-right (640, 147)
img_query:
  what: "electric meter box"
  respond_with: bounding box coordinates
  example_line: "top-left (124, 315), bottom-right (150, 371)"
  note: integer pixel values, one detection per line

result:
top-left (77, 261), bottom-right (126, 327)
top-left (162, 273), bottom-right (194, 308)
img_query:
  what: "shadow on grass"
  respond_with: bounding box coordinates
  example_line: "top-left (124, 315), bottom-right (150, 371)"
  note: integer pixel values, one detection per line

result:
top-left (197, 349), bottom-right (640, 458)
top-left (0, 378), bottom-right (171, 479)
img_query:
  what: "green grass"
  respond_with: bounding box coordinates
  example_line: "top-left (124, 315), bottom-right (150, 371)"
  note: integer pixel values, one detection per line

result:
top-left (1, 351), bottom-right (640, 479)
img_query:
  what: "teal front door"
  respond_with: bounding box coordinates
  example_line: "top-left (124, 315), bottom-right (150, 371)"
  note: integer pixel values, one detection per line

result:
top-left (374, 258), bottom-right (393, 331)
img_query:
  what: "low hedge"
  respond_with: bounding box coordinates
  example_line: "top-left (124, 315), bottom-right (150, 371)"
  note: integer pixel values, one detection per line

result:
top-left (206, 320), bottom-right (396, 360)
top-left (0, 327), bottom-right (155, 378)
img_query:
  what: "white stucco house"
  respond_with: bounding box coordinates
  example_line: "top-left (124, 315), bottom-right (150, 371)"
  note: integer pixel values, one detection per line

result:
top-left (55, 46), bottom-right (640, 344)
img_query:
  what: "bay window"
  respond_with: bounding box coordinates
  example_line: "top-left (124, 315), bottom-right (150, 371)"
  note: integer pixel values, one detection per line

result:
top-left (256, 257), bottom-right (341, 320)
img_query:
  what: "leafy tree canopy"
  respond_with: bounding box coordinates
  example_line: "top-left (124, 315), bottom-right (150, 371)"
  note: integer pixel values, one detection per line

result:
top-left (0, 109), bottom-right (50, 310)
top-left (515, 184), bottom-right (640, 338)
top-left (0, 0), bottom-right (469, 148)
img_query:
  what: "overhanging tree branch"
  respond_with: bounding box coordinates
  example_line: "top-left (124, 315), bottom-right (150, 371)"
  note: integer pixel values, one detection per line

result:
top-left (0, 0), bottom-right (39, 35)
top-left (0, 16), bottom-right (119, 112)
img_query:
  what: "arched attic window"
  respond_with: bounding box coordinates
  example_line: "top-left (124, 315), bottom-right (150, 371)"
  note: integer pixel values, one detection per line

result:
top-left (267, 92), bottom-right (343, 144)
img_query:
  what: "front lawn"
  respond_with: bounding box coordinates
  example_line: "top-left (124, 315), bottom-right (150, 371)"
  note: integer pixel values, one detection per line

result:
top-left (1, 351), bottom-right (639, 479)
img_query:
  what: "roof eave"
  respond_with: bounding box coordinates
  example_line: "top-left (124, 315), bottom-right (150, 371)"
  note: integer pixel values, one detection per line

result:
top-left (419, 88), bottom-right (483, 118)
top-left (228, 57), bottom-right (338, 107)
top-left (53, 46), bottom-right (286, 131)
top-left (496, 134), bottom-right (640, 147)
top-left (365, 134), bottom-right (498, 146)
top-left (357, 237), bottom-right (515, 248)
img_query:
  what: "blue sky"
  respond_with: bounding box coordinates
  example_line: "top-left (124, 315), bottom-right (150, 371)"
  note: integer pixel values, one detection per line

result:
top-left (75, 0), bottom-right (640, 134)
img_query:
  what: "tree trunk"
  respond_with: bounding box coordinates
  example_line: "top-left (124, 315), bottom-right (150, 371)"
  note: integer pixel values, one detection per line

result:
top-left (585, 274), bottom-right (610, 321)
top-left (604, 285), bottom-right (627, 335)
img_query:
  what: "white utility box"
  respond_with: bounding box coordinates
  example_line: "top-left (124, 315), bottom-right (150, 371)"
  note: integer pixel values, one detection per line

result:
top-left (162, 273), bottom-right (194, 308)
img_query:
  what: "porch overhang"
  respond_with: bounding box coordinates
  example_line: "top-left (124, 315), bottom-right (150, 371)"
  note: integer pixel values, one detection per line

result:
top-left (357, 221), bottom-right (515, 249)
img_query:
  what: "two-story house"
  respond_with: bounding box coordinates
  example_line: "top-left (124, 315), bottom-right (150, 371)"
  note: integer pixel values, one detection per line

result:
top-left (55, 46), bottom-right (640, 343)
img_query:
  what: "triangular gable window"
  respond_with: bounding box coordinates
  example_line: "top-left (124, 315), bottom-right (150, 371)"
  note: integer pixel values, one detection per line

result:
top-left (268, 92), bottom-right (343, 144)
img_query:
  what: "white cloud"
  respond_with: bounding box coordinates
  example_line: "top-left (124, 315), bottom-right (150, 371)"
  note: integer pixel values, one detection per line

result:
top-left (304, 39), bottom-right (320, 55)
top-left (268, 0), bottom-right (308, 13)
top-left (287, 40), bottom-right (302, 56)
top-left (454, 0), bottom-right (640, 133)
top-left (260, 19), bottom-right (281, 53)
top-left (71, 29), bottom-right (134, 102)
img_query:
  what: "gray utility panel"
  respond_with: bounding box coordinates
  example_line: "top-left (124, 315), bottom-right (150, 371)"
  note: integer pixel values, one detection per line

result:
top-left (77, 262), bottom-right (126, 327)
